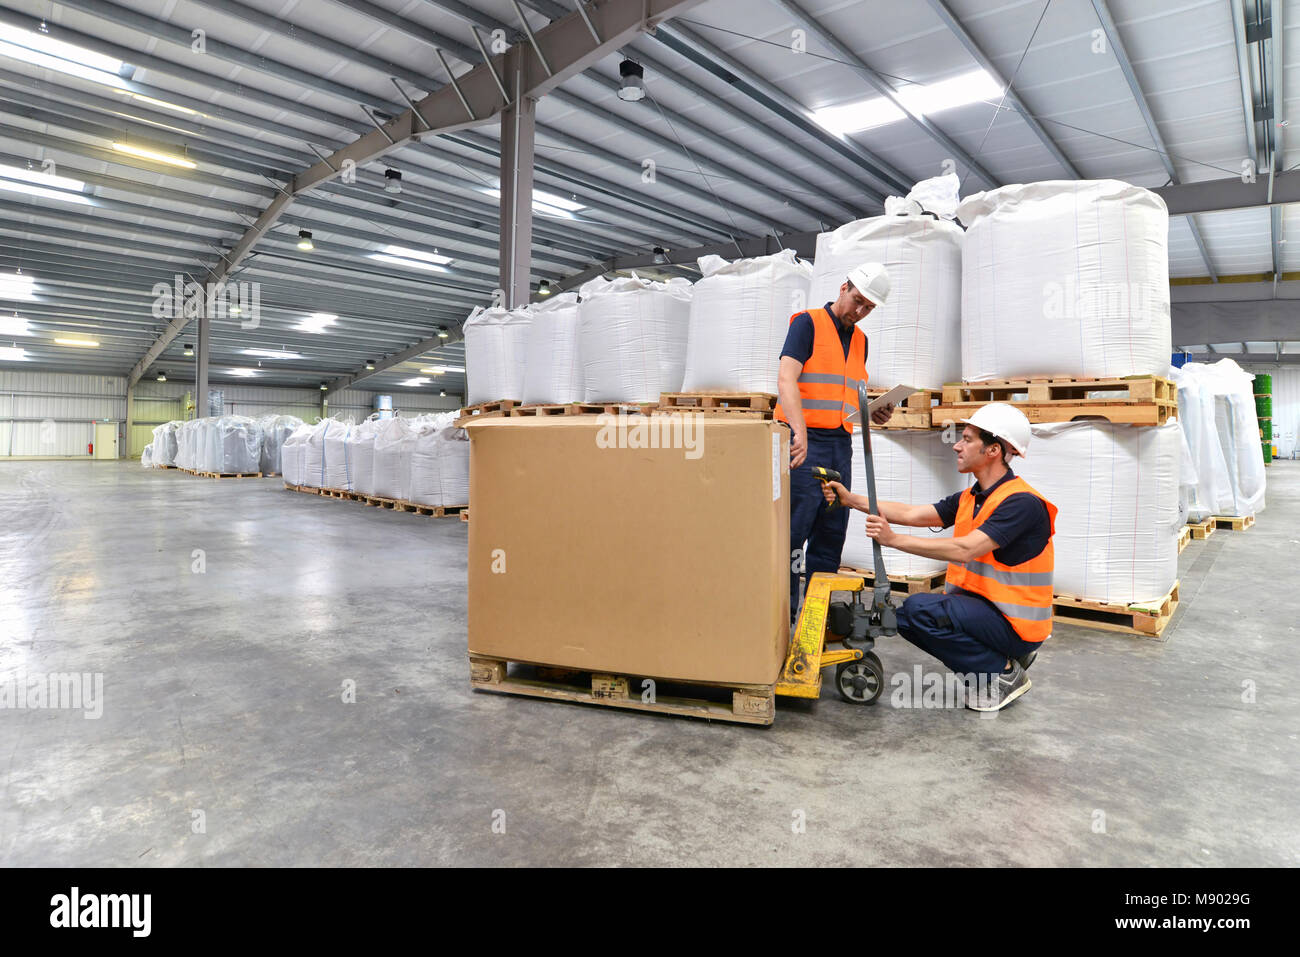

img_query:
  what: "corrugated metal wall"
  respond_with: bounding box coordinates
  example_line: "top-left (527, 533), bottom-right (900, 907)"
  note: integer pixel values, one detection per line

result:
top-left (1253, 367), bottom-right (1299, 458)
top-left (2, 373), bottom-right (462, 459)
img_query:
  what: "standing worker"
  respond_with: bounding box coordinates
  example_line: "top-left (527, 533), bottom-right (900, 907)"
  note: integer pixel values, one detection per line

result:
top-left (820, 404), bottom-right (1055, 711)
top-left (775, 262), bottom-right (893, 622)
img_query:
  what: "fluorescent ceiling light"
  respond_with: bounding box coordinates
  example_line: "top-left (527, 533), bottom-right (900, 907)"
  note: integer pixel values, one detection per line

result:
top-left (111, 142), bottom-right (196, 169)
top-left (123, 92), bottom-right (198, 116)
top-left (418, 365), bottom-right (465, 374)
top-left (0, 163), bottom-right (85, 192)
top-left (242, 348), bottom-right (302, 360)
top-left (295, 312), bottom-right (336, 333)
top-left (0, 23), bottom-right (129, 90)
top-left (479, 186), bottom-right (585, 218)
top-left (55, 337), bottom-right (98, 347)
top-left (226, 368), bottom-right (258, 377)
top-left (0, 315), bottom-right (29, 335)
top-left (400, 377), bottom-right (431, 387)
top-left (813, 69), bottom-right (1003, 136)
top-left (0, 272), bottom-right (37, 301)
top-left (1281, 341), bottom-right (1300, 354)
top-left (369, 254), bottom-right (450, 273)
top-left (1244, 341), bottom-right (1275, 354)
top-left (379, 244), bottom-right (452, 265)
top-left (0, 180), bottom-right (92, 205)
top-left (0, 346), bottom-right (26, 361)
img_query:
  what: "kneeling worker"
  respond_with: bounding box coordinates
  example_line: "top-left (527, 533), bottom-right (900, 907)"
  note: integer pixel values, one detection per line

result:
top-left (821, 404), bottom-right (1056, 712)
top-left (775, 262), bottom-right (894, 622)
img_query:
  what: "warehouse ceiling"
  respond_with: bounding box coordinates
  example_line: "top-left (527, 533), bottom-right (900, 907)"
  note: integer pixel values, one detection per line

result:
top-left (1, 0), bottom-right (1298, 396)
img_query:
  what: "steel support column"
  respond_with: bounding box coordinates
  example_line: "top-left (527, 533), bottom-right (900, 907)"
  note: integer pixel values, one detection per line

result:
top-left (196, 309), bottom-right (211, 417)
top-left (500, 53), bottom-right (537, 310)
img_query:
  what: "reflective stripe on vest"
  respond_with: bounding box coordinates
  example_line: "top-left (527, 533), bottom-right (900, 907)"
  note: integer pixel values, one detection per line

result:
top-left (774, 307), bottom-right (867, 433)
top-left (944, 476), bottom-right (1059, 643)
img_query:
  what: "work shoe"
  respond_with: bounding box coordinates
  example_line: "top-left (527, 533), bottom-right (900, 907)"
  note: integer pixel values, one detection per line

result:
top-left (966, 662), bottom-right (1031, 712)
top-left (1016, 648), bottom-right (1039, 671)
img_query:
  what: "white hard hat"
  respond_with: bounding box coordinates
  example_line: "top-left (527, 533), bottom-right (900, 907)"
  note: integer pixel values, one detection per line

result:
top-left (846, 262), bottom-right (890, 307)
top-left (959, 403), bottom-right (1032, 457)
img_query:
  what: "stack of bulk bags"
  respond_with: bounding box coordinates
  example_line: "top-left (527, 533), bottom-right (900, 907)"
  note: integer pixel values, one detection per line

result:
top-left (408, 412), bottom-right (470, 507)
top-left (810, 213), bottom-right (962, 390)
top-left (681, 250), bottom-right (812, 393)
top-left (1015, 421), bottom-right (1182, 605)
top-left (372, 416), bottom-right (415, 501)
top-left (257, 414), bottom-right (304, 476)
top-left (578, 275), bottom-right (693, 403)
top-left (280, 424), bottom-right (312, 486)
top-left (349, 417), bottom-right (384, 496)
top-left (841, 431), bottom-right (967, 576)
top-left (200, 416), bottom-right (263, 474)
top-left (521, 293), bottom-right (583, 404)
top-left (464, 305), bottom-right (531, 405)
top-left (151, 421), bottom-right (179, 466)
top-left (959, 180), bottom-right (1172, 381)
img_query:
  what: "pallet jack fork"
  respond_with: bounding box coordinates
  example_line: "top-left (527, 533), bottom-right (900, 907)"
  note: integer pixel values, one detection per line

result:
top-left (776, 381), bottom-right (897, 706)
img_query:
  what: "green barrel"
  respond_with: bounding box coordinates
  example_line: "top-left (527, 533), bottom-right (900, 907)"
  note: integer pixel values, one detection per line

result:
top-left (1255, 373), bottom-right (1272, 393)
top-left (1262, 442), bottom-right (1273, 463)
top-left (1256, 395), bottom-right (1272, 417)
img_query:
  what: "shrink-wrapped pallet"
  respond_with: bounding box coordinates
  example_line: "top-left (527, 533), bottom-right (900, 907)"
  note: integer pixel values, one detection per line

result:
top-left (408, 412), bottom-right (470, 507)
top-left (372, 416), bottom-right (415, 501)
top-left (841, 430), bottom-right (968, 576)
top-left (464, 305), bottom-right (532, 405)
top-left (1014, 420), bottom-right (1181, 605)
top-left (959, 180), bottom-right (1171, 381)
top-left (578, 275), bottom-right (692, 403)
top-left (681, 250), bottom-right (812, 393)
top-left (810, 215), bottom-right (962, 390)
top-left (521, 292), bottom-right (583, 404)
top-left (141, 444), bottom-right (154, 468)
top-left (257, 414), bottom-right (304, 476)
top-left (199, 416), bottom-right (263, 474)
top-left (174, 420), bottom-right (197, 470)
top-left (1174, 361), bottom-right (1265, 517)
top-left (151, 421), bottom-right (179, 466)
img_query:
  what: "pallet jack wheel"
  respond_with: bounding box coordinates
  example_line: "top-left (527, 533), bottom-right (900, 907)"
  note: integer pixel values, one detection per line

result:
top-left (836, 653), bottom-right (884, 705)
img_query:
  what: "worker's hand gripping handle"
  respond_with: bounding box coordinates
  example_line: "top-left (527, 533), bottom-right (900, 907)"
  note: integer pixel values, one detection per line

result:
top-left (812, 466), bottom-right (843, 510)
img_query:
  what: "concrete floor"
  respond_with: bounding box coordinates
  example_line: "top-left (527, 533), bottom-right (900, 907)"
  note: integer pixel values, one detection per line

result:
top-left (1, 460), bottom-right (1296, 867)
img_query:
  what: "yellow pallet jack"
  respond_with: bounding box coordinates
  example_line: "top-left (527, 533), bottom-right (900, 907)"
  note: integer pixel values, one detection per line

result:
top-left (777, 382), bottom-right (898, 705)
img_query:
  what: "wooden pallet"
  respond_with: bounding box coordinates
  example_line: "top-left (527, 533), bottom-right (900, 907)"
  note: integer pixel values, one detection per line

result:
top-left (1212, 514), bottom-right (1255, 531)
top-left (837, 564), bottom-right (946, 595)
top-left (453, 399), bottom-right (518, 427)
top-left (1051, 581), bottom-right (1179, 638)
top-left (469, 655), bottom-right (776, 726)
top-left (1187, 518), bottom-right (1216, 540)
top-left (283, 482), bottom-right (320, 494)
top-left (1178, 524), bottom-right (1191, 553)
top-left (358, 494), bottom-right (467, 517)
top-left (933, 375), bottom-right (1176, 426)
top-left (192, 470), bottom-right (262, 479)
top-left (658, 391), bottom-right (774, 418)
top-left (157, 464), bottom-right (179, 470)
top-left (514, 401), bottom-right (657, 417)
top-left (863, 388), bottom-right (941, 430)
top-left (319, 487), bottom-right (358, 500)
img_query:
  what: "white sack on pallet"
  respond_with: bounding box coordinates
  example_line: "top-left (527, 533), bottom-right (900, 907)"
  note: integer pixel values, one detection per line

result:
top-left (141, 444), bottom-right (154, 468)
top-left (280, 424), bottom-right (312, 486)
top-left (372, 416), bottom-right (415, 501)
top-left (257, 414), bottom-right (304, 475)
top-left (1171, 365), bottom-right (1233, 518)
top-left (200, 416), bottom-right (263, 474)
top-left (349, 417), bottom-right (383, 496)
top-left (578, 274), bottom-right (693, 403)
top-left (151, 421), bottom-right (179, 466)
top-left (681, 250), bottom-right (812, 393)
top-left (1015, 420), bottom-right (1181, 605)
top-left (174, 420), bottom-right (196, 470)
top-left (464, 305), bottom-right (532, 405)
top-left (301, 419), bottom-right (350, 489)
top-left (408, 412), bottom-right (470, 507)
top-left (841, 430), bottom-right (968, 576)
top-left (1173, 360), bottom-right (1264, 517)
top-left (958, 180), bottom-right (1172, 381)
top-left (811, 214), bottom-right (963, 390)
top-left (521, 292), bottom-right (583, 404)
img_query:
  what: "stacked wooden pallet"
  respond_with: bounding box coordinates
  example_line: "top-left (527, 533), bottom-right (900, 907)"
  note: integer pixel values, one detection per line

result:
top-left (932, 374), bottom-right (1176, 426)
top-left (283, 483), bottom-right (465, 518)
top-left (179, 468), bottom-right (263, 479)
top-left (658, 391), bottom-right (775, 417)
top-left (863, 388), bottom-right (941, 429)
top-left (1051, 581), bottom-right (1180, 639)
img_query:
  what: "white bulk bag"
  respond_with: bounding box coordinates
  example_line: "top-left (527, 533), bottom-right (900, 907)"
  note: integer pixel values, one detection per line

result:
top-left (1205, 360), bottom-right (1266, 516)
top-left (521, 292), bottom-right (583, 404)
top-left (281, 424), bottom-right (312, 486)
top-left (408, 412), bottom-right (470, 507)
top-left (206, 416), bottom-right (262, 474)
top-left (300, 420), bottom-right (332, 488)
top-left (1015, 420), bottom-right (1181, 605)
top-left (141, 443), bottom-right (154, 468)
top-left (578, 275), bottom-right (693, 403)
top-left (349, 417), bottom-right (383, 496)
top-left (320, 419), bottom-right (356, 490)
top-left (464, 305), bottom-right (532, 404)
top-left (151, 421), bottom-right (179, 466)
top-left (841, 430), bottom-right (967, 577)
top-left (681, 250), bottom-right (813, 393)
top-left (257, 414), bottom-right (304, 475)
top-left (1171, 364), bottom-right (1234, 517)
top-left (372, 416), bottom-right (416, 501)
top-left (959, 180), bottom-right (1171, 381)
top-left (174, 420), bottom-right (196, 470)
top-left (810, 215), bottom-right (963, 390)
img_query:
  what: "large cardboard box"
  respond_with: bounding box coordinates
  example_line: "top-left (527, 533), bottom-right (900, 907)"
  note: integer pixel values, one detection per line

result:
top-left (466, 414), bottom-right (790, 686)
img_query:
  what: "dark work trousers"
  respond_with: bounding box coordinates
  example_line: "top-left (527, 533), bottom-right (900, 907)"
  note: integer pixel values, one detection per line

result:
top-left (789, 429), bottom-right (853, 618)
top-left (896, 588), bottom-right (1042, 677)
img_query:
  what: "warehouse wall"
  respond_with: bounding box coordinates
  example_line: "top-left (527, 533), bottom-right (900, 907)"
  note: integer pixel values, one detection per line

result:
top-left (1, 372), bottom-right (460, 459)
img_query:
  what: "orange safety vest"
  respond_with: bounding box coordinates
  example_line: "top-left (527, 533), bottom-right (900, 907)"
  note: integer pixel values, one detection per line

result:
top-left (774, 307), bottom-right (868, 433)
top-left (945, 476), bottom-right (1058, 643)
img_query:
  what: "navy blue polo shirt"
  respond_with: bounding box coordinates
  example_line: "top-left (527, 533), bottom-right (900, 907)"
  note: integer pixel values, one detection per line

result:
top-left (780, 301), bottom-right (858, 446)
top-left (933, 469), bottom-right (1051, 566)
